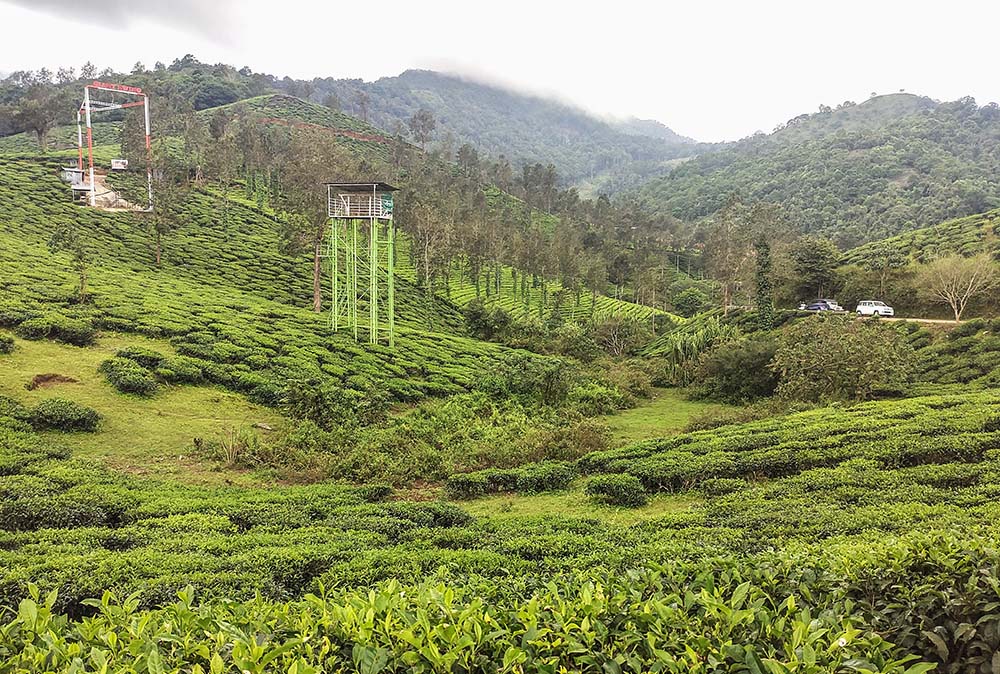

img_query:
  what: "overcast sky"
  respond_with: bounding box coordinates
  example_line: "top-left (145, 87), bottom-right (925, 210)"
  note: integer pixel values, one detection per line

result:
top-left (2, 0), bottom-right (998, 142)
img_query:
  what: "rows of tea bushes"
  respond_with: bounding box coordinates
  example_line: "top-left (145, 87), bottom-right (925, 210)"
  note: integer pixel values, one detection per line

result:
top-left (909, 318), bottom-right (1000, 386)
top-left (841, 207), bottom-right (1000, 264)
top-left (394, 233), bottom-right (670, 325)
top-left (5, 395), bottom-right (1000, 667)
top-left (0, 121), bottom-right (121, 155)
top-left (579, 391), bottom-right (1000, 493)
top-left (0, 408), bottom-right (732, 612)
top-left (0, 156), bottom-right (558, 403)
top-left (4, 548), bottom-right (969, 673)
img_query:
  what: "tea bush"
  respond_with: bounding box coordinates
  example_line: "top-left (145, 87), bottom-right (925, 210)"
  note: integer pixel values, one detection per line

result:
top-left (99, 357), bottom-right (160, 396)
top-left (445, 461), bottom-right (577, 499)
top-left (28, 398), bottom-right (101, 432)
top-left (0, 334), bottom-right (13, 354)
top-left (585, 473), bottom-right (647, 506)
top-left (13, 313), bottom-right (95, 346)
top-left (114, 345), bottom-right (166, 369)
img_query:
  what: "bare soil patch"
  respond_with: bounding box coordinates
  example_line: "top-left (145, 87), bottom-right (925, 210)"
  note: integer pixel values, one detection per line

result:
top-left (26, 373), bottom-right (79, 390)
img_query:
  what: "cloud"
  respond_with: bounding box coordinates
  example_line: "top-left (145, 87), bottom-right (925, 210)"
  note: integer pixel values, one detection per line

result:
top-left (1, 0), bottom-right (236, 43)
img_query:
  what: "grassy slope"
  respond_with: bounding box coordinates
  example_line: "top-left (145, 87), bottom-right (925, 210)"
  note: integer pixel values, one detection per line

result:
top-left (842, 207), bottom-right (1000, 264)
top-left (0, 156), bottom-right (536, 405)
top-left (604, 388), bottom-right (731, 445)
top-left (0, 331), bottom-right (280, 485)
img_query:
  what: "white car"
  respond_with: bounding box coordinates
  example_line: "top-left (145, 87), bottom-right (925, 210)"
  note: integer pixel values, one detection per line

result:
top-left (856, 300), bottom-right (894, 317)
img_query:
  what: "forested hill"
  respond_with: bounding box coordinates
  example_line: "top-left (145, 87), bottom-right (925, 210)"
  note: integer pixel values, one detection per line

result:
top-left (311, 69), bottom-right (700, 195)
top-left (636, 93), bottom-right (1000, 248)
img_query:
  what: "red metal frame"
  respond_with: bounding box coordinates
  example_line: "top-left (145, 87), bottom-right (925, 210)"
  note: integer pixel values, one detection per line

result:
top-left (77, 81), bottom-right (153, 210)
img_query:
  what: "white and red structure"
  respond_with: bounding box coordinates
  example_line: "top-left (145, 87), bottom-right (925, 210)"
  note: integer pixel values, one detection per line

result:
top-left (76, 80), bottom-right (153, 210)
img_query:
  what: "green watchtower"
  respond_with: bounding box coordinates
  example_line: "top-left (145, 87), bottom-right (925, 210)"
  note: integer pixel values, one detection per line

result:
top-left (325, 182), bottom-right (399, 347)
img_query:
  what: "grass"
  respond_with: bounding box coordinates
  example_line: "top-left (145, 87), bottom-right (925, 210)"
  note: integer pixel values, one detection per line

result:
top-left (460, 481), bottom-right (698, 526)
top-left (0, 330), bottom-right (282, 485)
top-left (604, 387), bottom-right (732, 445)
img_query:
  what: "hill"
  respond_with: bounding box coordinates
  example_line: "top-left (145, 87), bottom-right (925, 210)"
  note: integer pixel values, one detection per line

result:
top-left (312, 69), bottom-right (700, 194)
top-left (636, 93), bottom-right (1000, 247)
top-left (842, 207), bottom-right (1000, 265)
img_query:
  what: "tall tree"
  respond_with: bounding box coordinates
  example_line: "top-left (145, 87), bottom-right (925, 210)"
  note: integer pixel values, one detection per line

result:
top-left (47, 223), bottom-right (91, 302)
top-left (860, 242), bottom-right (907, 298)
top-left (916, 253), bottom-right (997, 322)
top-left (275, 132), bottom-right (356, 312)
top-left (789, 236), bottom-right (840, 300)
top-left (703, 198), bottom-right (753, 313)
top-left (15, 81), bottom-right (64, 151)
top-left (753, 232), bottom-right (774, 329)
top-left (408, 107), bottom-right (436, 150)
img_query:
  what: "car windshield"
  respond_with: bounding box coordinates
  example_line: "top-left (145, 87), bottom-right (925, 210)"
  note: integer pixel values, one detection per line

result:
top-left (874, 302), bottom-right (886, 306)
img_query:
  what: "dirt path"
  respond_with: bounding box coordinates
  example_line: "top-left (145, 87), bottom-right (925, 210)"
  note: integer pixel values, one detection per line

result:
top-left (882, 317), bottom-right (959, 325)
top-left (88, 172), bottom-right (139, 211)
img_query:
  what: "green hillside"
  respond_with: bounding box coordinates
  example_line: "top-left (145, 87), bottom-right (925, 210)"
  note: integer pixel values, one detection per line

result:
top-left (5, 56), bottom-right (1000, 674)
top-left (0, 156), bottom-right (529, 404)
top-left (637, 94), bottom-right (1000, 247)
top-left (313, 69), bottom-right (700, 194)
top-left (842, 208), bottom-right (1000, 264)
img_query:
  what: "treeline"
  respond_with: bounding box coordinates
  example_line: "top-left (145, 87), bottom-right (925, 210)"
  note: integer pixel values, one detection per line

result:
top-left (638, 94), bottom-right (1000, 248)
top-left (1, 56), bottom-right (715, 319)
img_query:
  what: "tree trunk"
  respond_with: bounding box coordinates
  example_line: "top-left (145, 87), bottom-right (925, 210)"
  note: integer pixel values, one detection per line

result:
top-left (79, 268), bottom-right (88, 302)
top-left (312, 241), bottom-right (322, 312)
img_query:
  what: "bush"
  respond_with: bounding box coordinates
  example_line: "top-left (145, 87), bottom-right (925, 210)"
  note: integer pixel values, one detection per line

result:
top-left (445, 461), bottom-right (576, 498)
top-left (29, 398), bottom-right (100, 432)
top-left (568, 383), bottom-right (628, 416)
top-left (700, 477), bottom-right (749, 496)
top-left (474, 353), bottom-right (574, 406)
top-left (115, 346), bottom-right (166, 369)
top-left (692, 335), bottom-right (779, 403)
top-left (515, 461), bottom-right (576, 493)
top-left (155, 356), bottom-right (205, 384)
top-left (585, 473), bottom-right (648, 506)
top-left (0, 395), bottom-right (29, 421)
top-left (771, 315), bottom-right (915, 401)
top-left (14, 314), bottom-right (96, 346)
top-left (0, 334), bottom-right (13, 354)
top-left (464, 299), bottom-right (513, 341)
top-left (672, 287), bottom-right (712, 318)
top-left (99, 357), bottom-right (159, 396)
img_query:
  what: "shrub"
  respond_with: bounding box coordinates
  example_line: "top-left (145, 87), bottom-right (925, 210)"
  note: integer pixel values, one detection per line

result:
top-left (568, 383), bottom-right (628, 416)
top-left (771, 315), bottom-right (915, 401)
top-left (29, 398), bottom-right (100, 432)
top-left (700, 477), bottom-right (749, 496)
top-left (0, 395), bottom-right (29, 421)
top-left (14, 314), bottom-right (96, 346)
top-left (0, 334), bottom-right (13, 354)
top-left (99, 357), bottom-right (159, 396)
top-left (672, 287), bottom-right (712, 318)
top-left (592, 316), bottom-right (654, 357)
top-left (515, 461), bottom-right (576, 493)
top-left (475, 353), bottom-right (574, 405)
top-left (115, 346), bottom-right (166, 369)
top-left (692, 335), bottom-right (779, 403)
top-left (464, 299), bottom-right (513, 341)
top-left (585, 473), bottom-right (648, 506)
top-left (155, 355), bottom-right (205, 384)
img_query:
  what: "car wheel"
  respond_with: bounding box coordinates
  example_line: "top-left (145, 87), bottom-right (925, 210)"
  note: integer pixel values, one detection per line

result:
top-left (857, 311), bottom-right (863, 316)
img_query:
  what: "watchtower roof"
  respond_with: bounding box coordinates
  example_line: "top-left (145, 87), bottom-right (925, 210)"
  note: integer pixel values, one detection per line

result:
top-left (323, 182), bottom-right (399, 192)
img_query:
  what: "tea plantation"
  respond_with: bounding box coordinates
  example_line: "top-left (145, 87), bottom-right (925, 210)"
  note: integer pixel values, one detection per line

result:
top-left (3, 103), bottom-right (1000, 672)
top-left (2, 381), bottom-right (1000, 670)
